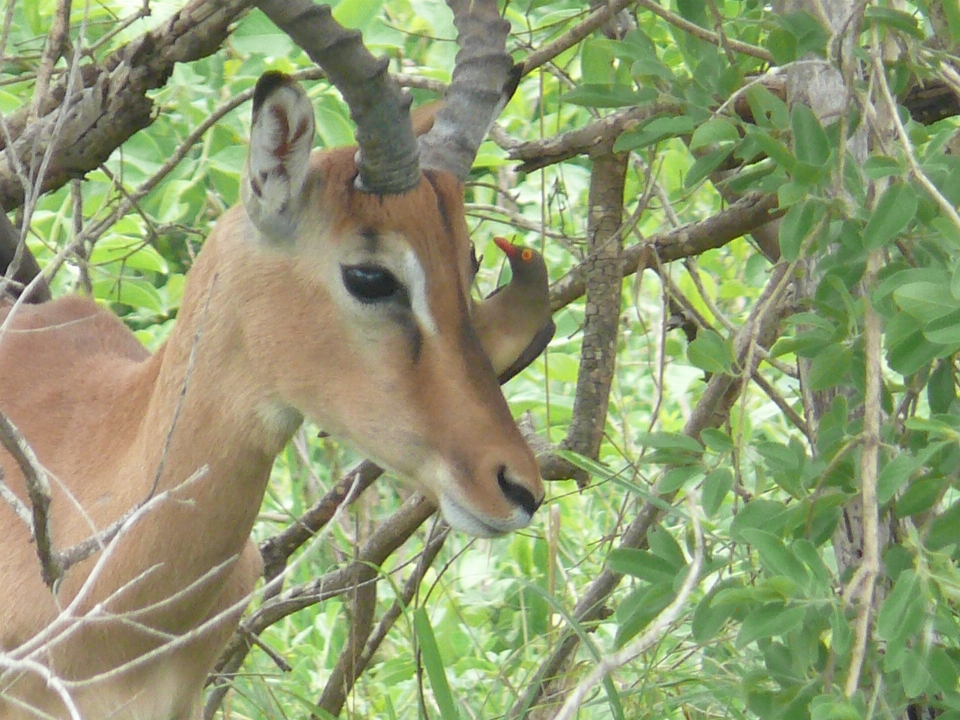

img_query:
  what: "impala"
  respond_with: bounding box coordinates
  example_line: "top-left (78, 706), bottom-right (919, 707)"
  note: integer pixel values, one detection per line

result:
top-left (0, 1), bottom-right (547, 718)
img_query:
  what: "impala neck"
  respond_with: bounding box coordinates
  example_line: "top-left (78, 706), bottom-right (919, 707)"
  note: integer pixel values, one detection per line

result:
top-left (75, 215), bottom-right (300, 630)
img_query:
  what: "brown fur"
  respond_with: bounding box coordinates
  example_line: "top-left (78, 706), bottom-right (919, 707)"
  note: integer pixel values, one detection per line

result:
top-left (0, 141), bottom-right (542, 718)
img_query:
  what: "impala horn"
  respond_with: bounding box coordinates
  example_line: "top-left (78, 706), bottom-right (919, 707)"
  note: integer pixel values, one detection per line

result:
top-left (419, 0), bottom-right (521, 180)
top-left (257, 0), bottom-right (518, 191)
top-left (256, 0), bottom-right (420, 195)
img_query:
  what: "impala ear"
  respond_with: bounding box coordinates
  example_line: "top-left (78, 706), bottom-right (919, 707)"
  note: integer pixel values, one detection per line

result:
top-left (242, 72), bottom-right (316, 241)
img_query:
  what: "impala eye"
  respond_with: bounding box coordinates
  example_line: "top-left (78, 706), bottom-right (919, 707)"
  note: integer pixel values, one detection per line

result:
top-left (342, 264), bottom-right (403, 303)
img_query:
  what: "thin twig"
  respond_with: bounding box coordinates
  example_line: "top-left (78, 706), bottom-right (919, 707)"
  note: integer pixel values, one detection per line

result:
top-left (842, 249), bottom-right (882, 697)
top-left (0, 466), bottom-right (31, 527)
top-left (0, 409), bottom-right (57, 586)
top-left (634, 0), bottom-right (773, 63)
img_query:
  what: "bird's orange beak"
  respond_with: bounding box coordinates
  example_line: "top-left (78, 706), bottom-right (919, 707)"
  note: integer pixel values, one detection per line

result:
top-left (493, 236), bottom-right (520, 259)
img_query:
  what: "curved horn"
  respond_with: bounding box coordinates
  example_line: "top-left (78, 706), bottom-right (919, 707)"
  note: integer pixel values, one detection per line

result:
top-left (256, 0), bottom-right (420, 195)
top-left (419, 0), bottom-right (520, 180)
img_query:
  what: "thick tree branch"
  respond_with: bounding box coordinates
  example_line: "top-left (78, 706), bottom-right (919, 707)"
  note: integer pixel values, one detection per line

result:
top-left (559, 148), bottom-right (627, 482)
top-left (0, 0), bottom-right (256, 210)
top-left (550, 191), bottom-right (781, 311)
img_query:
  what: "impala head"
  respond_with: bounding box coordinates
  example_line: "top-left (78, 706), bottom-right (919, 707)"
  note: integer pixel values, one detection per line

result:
top-left (231, 2), bottom-right (543, 537)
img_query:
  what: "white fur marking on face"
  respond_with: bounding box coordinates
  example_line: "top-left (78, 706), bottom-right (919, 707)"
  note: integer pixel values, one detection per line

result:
top-left (402, 247), bottom-right (438, 336)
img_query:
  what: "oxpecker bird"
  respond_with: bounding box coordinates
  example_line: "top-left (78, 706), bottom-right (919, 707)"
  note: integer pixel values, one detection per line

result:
top-left (474, 237), bottom-right (556, 384)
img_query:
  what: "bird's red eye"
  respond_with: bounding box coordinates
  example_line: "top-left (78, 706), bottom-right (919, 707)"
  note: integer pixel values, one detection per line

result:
top-left (521, 249), bottom-right (533, 261)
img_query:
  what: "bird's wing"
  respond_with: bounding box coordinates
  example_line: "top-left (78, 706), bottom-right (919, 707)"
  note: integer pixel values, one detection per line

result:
top-left (497, 319), bottom-right (557, 385)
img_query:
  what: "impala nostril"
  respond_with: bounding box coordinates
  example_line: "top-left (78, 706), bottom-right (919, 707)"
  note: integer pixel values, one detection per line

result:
top-left (497, 465), bottom-right (541, 517)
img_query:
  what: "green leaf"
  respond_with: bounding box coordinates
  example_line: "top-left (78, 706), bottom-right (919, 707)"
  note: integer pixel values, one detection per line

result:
top-left (792, 539), bottom-right (834, 592)
top-left (739, 529), bottom-right (810, 588)
top-left (927, 499), bottom-right (960, 550)
top-left (736, 603), bottom-right (806, 648)
top-left (776, 11), bottom-right (830, 57)
top-left (806, 343), bottom-right (851, 391)
top-left (779, 199), bottom-right (825, 261)
top-left (615, 581), bottom-right (675, 647)
top-left (687, 329), bottom-right (734, 374)
top-left (950, 261), bottom-right (960, 301)
top-left (928, 647), bottom-right (960, 698)
top-left (745, 86), bottom-right (790, 130)
top-left (730, 499), bottom-right (791, 542)
top-left (581, 38), bottom-right (615, 84)
top-left (830, 606), bottom-right (853, 656)
top-left (896, 476), bottom-right (946, 518)
top-left (607, 548), bottom-right (680, 583)
top-left (630, 57), bottom-right (676, 83)
top-left (692, 586), bottom-right (738, 643)
top-left (877, 453), bottom-right (919, 505)
top-left (660, 465), bottom-right (703, 493)
top-left (863, 182), bottom-right (918, 250)
top-left (702, 467), bottom-right (734, 518)
top-left (613, 115), bottom-right (696, 152)
top-left (745, 126), bottom-right (796, 171)
top-left (685, 145), bottom-right (734, 188)
top-left (923, 308), bottom-right (960, 347)
top-left (809, 695), bottom-right (862, 720)
top-left (944, 0), bottom-right (960, 42)
top-left (901, 647), bottom-right (932, 698)
top-left (877, 570), bottom-right (921, 642)
top-left (332, 0), bottom-right (385, 29)
top-left (766, 27), bottom-right (797, 64)
top-left (414, 609), bottom-right (461, 720)
top-left (563, 83), bottom-right (652, 109)
top-left (886, 313), bottom-right (944, 375)
top-left (863, 155), bottom-right (903, 179)
top-left (700, 428), bottom-right (733, 453)
top-left (636, 432), bottom-right (703, 454)
top-left (864, 7), bottom-right (924, 39)
top-left (648, 526), bottom-right (686, 567)
top-left (689, 118), bottom-right (740, 150)
top-left (791, 104), bottom-right (830, 166)
top-left (90, 237), bottom-right (169, 274)
top-left (893, 281), bottom-right (958, 321)
top-left (93, 278), bottom-right (166, 316)
top-left (756, 441), bottom-right (800, 470)
top-left (928, 361), bottom-right (957, 414)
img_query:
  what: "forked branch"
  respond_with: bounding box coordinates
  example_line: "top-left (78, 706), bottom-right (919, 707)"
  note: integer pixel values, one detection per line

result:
top-left (0, 409), bottom-right (57, 586)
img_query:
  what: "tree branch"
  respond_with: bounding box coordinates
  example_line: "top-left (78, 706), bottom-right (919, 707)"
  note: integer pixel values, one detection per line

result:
top-left (0, 0), bottom-right (256, 210)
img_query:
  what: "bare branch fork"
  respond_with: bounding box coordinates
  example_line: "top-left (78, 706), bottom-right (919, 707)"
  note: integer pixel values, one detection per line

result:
top-left (0, 410), bottom-right (56, 585)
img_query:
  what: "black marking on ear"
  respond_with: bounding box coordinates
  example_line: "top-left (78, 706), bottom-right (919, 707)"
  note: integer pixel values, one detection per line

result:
top-left (253, 71), bottom-right (290, 117)
top-left (422, 170), bottom-right (454, 238)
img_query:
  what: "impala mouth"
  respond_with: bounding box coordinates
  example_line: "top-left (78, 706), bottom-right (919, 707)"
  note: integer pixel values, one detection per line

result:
top-left (438, 495), bottom-right (532, 538)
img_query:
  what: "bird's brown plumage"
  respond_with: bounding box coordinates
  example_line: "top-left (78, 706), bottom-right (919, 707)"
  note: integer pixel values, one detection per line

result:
top-left (474, 238), bottom-right (555, 383)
